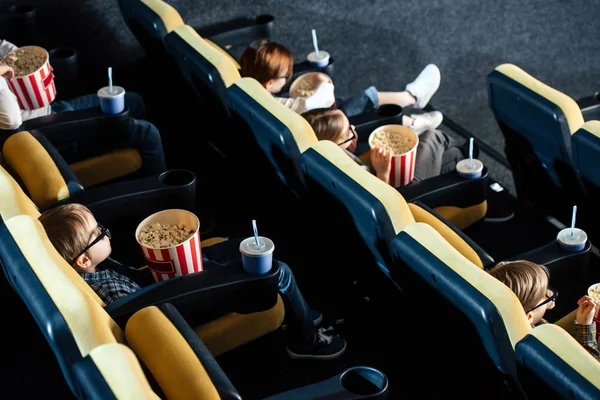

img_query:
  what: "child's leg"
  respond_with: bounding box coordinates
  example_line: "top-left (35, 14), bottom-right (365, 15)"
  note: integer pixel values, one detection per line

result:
top-left (277, 262), bottom-right (316, 346)
top-left (378, 91), bottom-right (416, 108)
top-left (413, 129), bottom-right (458, 181)
top-left (336, 86), bottom-right (379, 118)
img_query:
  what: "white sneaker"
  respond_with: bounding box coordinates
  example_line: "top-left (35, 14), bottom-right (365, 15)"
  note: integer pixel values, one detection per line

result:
top-left (409, 111), bottom-right (443, 135)
top-left (405, 64), bottom-right (441, 109)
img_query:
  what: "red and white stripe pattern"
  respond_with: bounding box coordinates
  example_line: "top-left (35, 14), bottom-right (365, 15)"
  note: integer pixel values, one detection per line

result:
top-left (7, 60), bottom-right (56, 111)
top-left (389, 146), bottom-right (417, 188)
top-left (139, 231), bottom-right (203, 282)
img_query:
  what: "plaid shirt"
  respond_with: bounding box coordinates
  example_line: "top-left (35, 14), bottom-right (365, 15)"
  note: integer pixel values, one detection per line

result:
top-left (81, 264), bottom-right (142, 305)
top-left (572, 322), bottom-right (600, 361)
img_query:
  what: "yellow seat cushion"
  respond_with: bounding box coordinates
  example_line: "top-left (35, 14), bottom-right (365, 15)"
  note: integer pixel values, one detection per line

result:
top-left (126, 306), bottom-right (220, 400)
top-left (0, 164), bottom-right (39, 220)
top-left (3, 131), bottom-right (72, 209)
top-left (69, 148), bottom-right (142, 188)
top-left (194, 294), bottom-right (285, 356)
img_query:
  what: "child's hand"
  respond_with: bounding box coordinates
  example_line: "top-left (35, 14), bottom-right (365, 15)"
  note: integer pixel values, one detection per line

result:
top-left (0, 65), bottom-right (14, 79)
top-left (371, 147), bottom-right (392, 183)
top-left (576, 295), bottom-right (597, 326)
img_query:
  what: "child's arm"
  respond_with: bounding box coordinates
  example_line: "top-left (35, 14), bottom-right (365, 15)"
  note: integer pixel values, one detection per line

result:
top-left (572, 296), bottom-right (600, 361)
top-left (0, 66), bottom-right (23, 130)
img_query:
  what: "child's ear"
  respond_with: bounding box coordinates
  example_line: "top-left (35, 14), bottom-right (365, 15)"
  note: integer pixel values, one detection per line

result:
top-left (75, 253), bottom-right (92, 269)
top-left (526, 312), bottom-right (535, 327)
top-left (265, 79), bottom-right (276, 92)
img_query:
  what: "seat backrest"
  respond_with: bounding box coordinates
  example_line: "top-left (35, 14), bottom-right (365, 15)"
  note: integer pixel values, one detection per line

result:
top-left (73, 343), bottom-right (161, 399)
top-left (118, 0), bottom-right (184, 59)
top-left (301, 140), bottom-right (415, 277)
top-left (2, 130), bottom-right (84, 209)
top-left (227, 77), bottom-right (318, 197)
top-left (572, 120), bottom-right (600, 189)
top-left (391, 223), bottom-right (531, 394)
top-left (515, 324), bottom-right (600, 399)
top-left (487, 63), bottom-right (583, 189)
top-left (1, 215), bottom-right (124, 396)
top-left (164, 25), bottom-right (241, 119)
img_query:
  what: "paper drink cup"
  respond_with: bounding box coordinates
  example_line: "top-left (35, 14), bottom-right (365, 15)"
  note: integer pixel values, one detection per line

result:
top-left (368, 124), bottom-right (418, 188)
top-left (97, 85), bottom-right (125, 114)
top-left (239, 236), bottom-right (275, 276)
top-left (135, 209), bottom-right (203, 283)
top-left (557, 228), bottom-right (587, 253)
top-left (307, 50), bottom-right (330, 68)
top-left (4, 46), bottom-right (57, 111)
top-left (456, 159), bottom-right (484, 179)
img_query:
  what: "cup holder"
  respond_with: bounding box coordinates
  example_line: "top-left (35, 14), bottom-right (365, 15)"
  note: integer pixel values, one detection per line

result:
top-left (340, 366), bottom-right (388, 398)
top-left (376, 104), bottom-right (403, 118)
top-left (158, 169), bottom-right (196, 187)
top-left (49, 47), bottom-right (77, 61)
top-left (256, 14), bottom-right (275, 25)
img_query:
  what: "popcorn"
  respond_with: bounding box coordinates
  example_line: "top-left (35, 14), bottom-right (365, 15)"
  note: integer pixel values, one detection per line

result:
top-left (1, 47), bottom-right (47, 77)
top-left (589, 284), bottom-right (600, 305)
top-left (370, 129), bottom-right (415, 155)
top-left (295, 81), bottom-right (317, 97)
top-left (138, 223), bottom-right (194, 248)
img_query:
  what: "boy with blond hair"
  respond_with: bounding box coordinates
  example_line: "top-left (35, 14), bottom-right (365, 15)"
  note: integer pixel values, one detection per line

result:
top-left (488, 260), bottom-right (599, 361)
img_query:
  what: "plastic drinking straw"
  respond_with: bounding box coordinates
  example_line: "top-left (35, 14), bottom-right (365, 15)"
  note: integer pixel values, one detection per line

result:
top-left (108, 67), bottom-right (113, 93)
top-left (311, 29), bottom-right (320, 57)
top-left (252, 219), bottom-right (260, 248)
top-left (468, 138), bottom-right (474, 168)
top-left (571, 205), bottom-right (577, 237)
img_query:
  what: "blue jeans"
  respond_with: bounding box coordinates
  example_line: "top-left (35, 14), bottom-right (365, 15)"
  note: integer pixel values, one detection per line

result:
top-left (336, 86), bottom-right (379, 118)
top-left (202, 238), bottom-right (315, 345)
top-left (51, 92), bottom-right (146, 119)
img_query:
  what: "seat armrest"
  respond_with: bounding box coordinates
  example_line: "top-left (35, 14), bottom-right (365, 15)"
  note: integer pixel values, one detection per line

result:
top-left (0, 107), bottom-right (130, 145)
top-left (413, 201), bottom-right (495, 269)
top-left (399, 168), bottom-right (489, 209)
top-left (41, 169), bottom-right (197, 219)
top-left (106, 262), bottom-right (280, 329)
top-left (194, 15), bottom-right (274, 48)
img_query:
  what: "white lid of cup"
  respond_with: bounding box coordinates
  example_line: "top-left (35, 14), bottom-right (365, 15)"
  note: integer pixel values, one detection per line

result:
top-left (240, 236), bottom-right (275, 256)
top-left (307, 51), bottom-right (330, 61)
top-left (456, 159), bottom-right (483, 173)
top-left (98, 86), bottom-right (125, 98)
top-left (557, 228), bottom-right (587, 246)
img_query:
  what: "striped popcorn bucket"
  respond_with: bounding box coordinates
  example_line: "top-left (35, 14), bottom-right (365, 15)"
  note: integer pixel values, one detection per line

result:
top-left (135, 209), bottom-right (203, 283)
top-left (369, 124), bottom-right (419, 188)
top-left (5, 46), bottom-right (56, 111)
